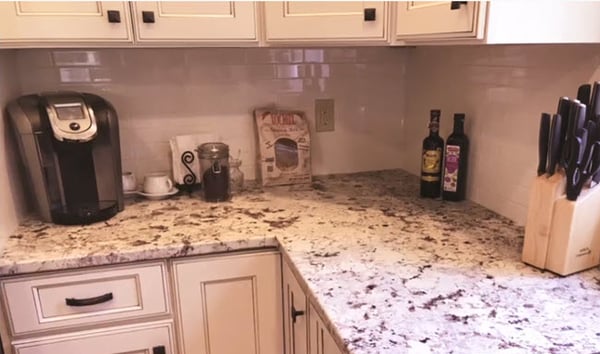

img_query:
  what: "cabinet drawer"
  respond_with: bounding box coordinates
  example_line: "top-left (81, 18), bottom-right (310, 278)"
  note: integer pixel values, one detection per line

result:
top-left (1, 262), bottom-right (169, 336)
top-left (13, 320), bottom-right (175, 354)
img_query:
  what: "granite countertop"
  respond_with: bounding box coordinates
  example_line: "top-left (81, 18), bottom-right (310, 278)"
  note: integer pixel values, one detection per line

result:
top-left (3, 170), bottom-right (600, 354)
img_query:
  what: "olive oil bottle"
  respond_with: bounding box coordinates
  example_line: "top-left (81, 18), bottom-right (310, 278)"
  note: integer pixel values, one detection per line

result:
top-left (420, 110), bottom-right (444, 198)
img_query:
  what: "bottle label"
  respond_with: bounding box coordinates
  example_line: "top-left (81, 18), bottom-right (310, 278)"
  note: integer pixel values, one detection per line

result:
top-left (443, 145), bottom-right (460, 192)
top-left (422, 175), bottom-right (440, 182)
top-left (422, 149), bottom-right (441, 174)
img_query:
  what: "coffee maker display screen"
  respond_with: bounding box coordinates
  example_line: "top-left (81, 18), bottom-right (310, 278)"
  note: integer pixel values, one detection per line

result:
top-left (55, 104), bottom-right (85, 121)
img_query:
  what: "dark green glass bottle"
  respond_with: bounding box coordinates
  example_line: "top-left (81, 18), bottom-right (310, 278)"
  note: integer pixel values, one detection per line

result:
top-left (420, 110), bottom-right (444, 198)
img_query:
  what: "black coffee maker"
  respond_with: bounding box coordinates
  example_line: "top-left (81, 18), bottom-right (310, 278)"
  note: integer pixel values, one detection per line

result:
top-left (8, 92), bottom-right (124, 225)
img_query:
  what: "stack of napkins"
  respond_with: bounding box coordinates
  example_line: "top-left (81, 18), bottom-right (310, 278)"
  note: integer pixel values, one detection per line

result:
top-left (169, 134), bottom-right (217, 185)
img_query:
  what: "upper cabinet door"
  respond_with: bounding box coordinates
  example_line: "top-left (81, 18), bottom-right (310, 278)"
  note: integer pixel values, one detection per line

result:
top-left (0, 2), bottom-right (132, 44)
top-left (264, 2), bottom-right (387, 43)
top-left (395, 1), bottom-right (485, 41)
top-left (132, 2), bottom-right (257, 43)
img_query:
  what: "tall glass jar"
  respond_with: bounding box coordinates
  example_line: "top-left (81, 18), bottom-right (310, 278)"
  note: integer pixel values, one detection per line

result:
top-left (197, 142), bottom-right (230, 202)
top-left (229, 158), bottom-right (244, 195)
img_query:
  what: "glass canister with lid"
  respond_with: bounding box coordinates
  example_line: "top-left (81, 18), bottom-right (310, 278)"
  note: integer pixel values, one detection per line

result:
top-left (197, 142), bottom-right (230, 202)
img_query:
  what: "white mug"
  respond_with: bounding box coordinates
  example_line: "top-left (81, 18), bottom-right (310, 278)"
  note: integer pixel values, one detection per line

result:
top-left (143, 173), bottom-right (173, 195)
top-left (122, 172), bottom-right (137, 192)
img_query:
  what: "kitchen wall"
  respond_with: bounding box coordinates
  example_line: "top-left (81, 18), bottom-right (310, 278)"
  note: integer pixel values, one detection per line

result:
top-left (15, 47), bottom-right (408, 183)
top-left (7, 45), bottom-right (600, 227)
top-left (404, 45), bottom-right (600, 224)
top-left (0, 50), bottom-right (28, 241)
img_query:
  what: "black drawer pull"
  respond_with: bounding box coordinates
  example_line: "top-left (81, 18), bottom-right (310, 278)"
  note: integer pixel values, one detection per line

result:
top-left (65, 292), bottom-right (113, 307)
top-left (153, 346), bottom-right (166, 354)
top-left (291, 305), bottom-right (305, 324)
top-left (364, 8), bottom-right (376, 21)
top-left (142, 11), bottom-right (155, 23)
top-left (450, 1), bottom-right (467, 10)
top-left (107, 10), bottom-right (121, 23)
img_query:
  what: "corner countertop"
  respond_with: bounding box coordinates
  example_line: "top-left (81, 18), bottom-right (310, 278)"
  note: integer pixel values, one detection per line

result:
top-left (3, 170), bottom-right (600, 354)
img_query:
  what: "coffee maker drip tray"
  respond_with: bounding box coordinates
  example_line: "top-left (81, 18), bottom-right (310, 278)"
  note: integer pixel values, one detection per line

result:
top-left (51, 201), bottom-right (118, 225)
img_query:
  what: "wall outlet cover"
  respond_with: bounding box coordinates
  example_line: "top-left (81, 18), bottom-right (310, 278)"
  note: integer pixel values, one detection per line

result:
top-left (315, 98), bottom-right (335, 132)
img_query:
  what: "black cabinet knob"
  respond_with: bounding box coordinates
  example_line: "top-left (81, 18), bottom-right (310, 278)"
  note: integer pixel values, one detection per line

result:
top-left (152, 346), bottom-right (166, 354)
top-left (291, 305), bottom-right (305, 324)
top-left (364, 8), bottom-right (376, 21)
top-left (107, 10), bottom-right (121, 23)
top-left (142, 11), bottom-right (155, 23)
top-left (450, 1), bottom-right (468, 10)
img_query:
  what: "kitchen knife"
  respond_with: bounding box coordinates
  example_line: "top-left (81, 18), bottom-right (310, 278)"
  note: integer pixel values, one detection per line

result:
top-left (574, 101), bottom-right (587, 133)
top-left (590, 81), bottom-right (600, 123)
top-left (566, 131), bottom-right (585, 201)
top-left (577, 84), bottom-right (591, 108)
top-left (538, 113), bottom-right (551, 176)
top-left (547, 113), bottom-right (562, 176)
top-left (584, 120), bottom-right (597, 145)
top-left (557, 97), bottom-right (571, 163)
top-left (561, 100), bottom-right (581, 168)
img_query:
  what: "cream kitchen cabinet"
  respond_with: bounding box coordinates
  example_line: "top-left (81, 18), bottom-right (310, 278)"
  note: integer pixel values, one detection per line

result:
top-left (263, 2), bottom-right (388, 44)
top-left (308, 304), bottom-right (342, 354)
top-left (0, 2), bottom-right (133, 46)
top-left (283, 259), bottom-right (308, 354)
top-left (282, 259), bottom-right (344, 354)
top-left (131, 2), bottom-right (258, 44)
top-left (0, 261), bottom-right (172, 354)
top-left (394, 1), bottom-right (600, 45)
top-left (12, 321), bottom-right (176, 354)
top-left (172, 251), bottom-right (283, 354)
top-left (394, 1), bottom-right (485, 41)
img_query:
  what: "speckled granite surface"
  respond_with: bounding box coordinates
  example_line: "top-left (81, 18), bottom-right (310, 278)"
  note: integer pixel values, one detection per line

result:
top-left (3, 170), bottom-right (600, 354)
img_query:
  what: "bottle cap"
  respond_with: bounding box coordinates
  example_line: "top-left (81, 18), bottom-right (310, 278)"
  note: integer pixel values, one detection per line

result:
top-left (454, 113), bottom-right (465, 121)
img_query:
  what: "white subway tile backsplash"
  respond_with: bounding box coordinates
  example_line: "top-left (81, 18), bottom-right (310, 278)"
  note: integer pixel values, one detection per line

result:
top-left (53, 50), bottom-right (101, 66)
top-left (404, 44), bottom-right (600, 225)
top-left (11, 43), bottom-right (600, 225)
top-left (15, 48), bottom-right (407, 182)
top-left (245, 48), bottom-right (304, 64)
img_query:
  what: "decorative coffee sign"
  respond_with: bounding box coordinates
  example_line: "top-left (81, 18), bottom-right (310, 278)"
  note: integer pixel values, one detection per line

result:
top-left (254, 108), bottom-right (311, 186)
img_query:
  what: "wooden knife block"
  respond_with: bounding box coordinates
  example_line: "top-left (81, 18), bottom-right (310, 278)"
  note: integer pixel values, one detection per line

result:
top-left (522, 173), bottom-right (566, 269)
top-left (523, 172), bottom-right (600, 276)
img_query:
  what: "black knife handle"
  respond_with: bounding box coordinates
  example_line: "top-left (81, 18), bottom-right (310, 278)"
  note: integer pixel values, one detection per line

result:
top-left (538, 113), bottom-right (551, 176)
top-left (576, 103), bottom-right (587, 132)
top-left (557, 97), bottom-right (571, 165)
top-left (577, 84), bottom-right (591, 108)
top-left (547, 114), bottom-right (562, 176)
top-left (590, 81), bottom-right (600, 123)
top-left (577, 128), bottom-right (588, 163)
top-left (566, 135), bottom-right (583, 201)
top-left (563, 100), bottom-right (584, 167)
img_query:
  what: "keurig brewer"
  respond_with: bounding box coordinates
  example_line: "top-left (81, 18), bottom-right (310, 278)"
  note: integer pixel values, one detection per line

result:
top-left (7, 92), bottom-right (124, 225)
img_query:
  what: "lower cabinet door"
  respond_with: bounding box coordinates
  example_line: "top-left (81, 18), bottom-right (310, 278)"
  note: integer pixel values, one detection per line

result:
top-left (172, 251), bottom-right (282, 354)
top-left (282, 260), bottom-right (308, 354)
top-left (308, 304), bottom-right (342, 354)
top-left (13, 320), bottom-right (175, 354)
